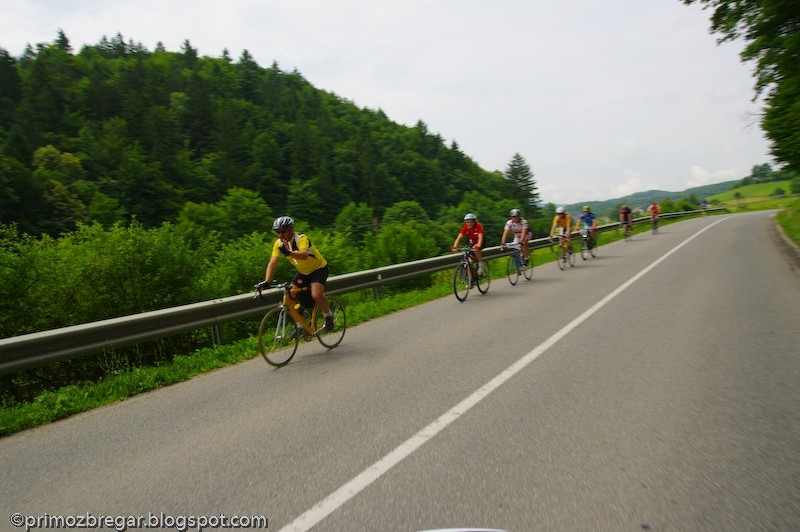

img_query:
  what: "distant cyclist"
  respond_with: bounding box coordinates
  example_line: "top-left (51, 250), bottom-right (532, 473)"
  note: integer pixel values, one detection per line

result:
top-left (619, 204), bottom-right (633, 233)
top-left (647, 201), bottom-right (660, 233)
top-left (452, 213), bottom-right (486, 277)
top-left (575, 205), bottom-right (597, 248)
top-left (500, 208), bottom-right (530, 265)
top-left (549, 207), bottom-right (573, 250)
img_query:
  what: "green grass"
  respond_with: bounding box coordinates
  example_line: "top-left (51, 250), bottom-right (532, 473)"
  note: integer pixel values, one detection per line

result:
top-left (0, 212), bottom-right (718, 437)
top-left (708, 180), bottom-right (795, 210)
top-left (775, 198), bottom-right (800, 246)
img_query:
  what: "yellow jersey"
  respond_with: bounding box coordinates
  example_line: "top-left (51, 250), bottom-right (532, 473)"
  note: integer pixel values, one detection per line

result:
top-left (271, 233), bottom-right (327, 275)
top-left (552, 214), bottom-right (572, 233)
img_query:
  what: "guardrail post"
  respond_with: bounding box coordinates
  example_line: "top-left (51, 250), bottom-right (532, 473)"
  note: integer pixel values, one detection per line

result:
top-left (211, 325), bottom-right (221, 347)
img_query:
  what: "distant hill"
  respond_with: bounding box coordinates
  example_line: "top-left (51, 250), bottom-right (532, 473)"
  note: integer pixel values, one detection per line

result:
top-left (563, 180), bottom-right (738, 217)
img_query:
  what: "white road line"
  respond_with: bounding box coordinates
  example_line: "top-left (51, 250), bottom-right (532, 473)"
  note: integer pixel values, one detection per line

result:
top-left (278, 216), bottom-right (731, 532)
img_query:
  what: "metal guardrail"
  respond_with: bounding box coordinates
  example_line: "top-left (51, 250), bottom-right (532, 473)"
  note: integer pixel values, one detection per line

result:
top-left (0, 209), bottom-right (712, 375)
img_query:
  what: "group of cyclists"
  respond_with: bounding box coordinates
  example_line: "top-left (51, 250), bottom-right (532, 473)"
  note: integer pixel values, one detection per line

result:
top-left (450, 206), bottom-right (605, 263)
top-left (450, 208), bottom-right (538, 278)
top-left (257, 202), bottom-right (661, 325)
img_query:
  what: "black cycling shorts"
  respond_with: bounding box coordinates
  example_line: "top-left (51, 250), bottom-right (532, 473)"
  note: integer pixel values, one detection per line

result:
top-left (291, 266), bottom-right (329, 309)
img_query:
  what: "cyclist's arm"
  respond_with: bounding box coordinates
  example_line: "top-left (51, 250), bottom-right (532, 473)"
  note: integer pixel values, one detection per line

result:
top-left (474, 229), bottom-right (484, 248)
top-left (264, 254), bottom-right (280, 283)
top-left (500, 227), bottom-right (509, 245)
top-left (452, 232), bottom-right (463, 249)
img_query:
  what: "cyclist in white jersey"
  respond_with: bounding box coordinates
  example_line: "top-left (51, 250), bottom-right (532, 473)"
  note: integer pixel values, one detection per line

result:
top-left (500, 209), bottom-right (531, 265)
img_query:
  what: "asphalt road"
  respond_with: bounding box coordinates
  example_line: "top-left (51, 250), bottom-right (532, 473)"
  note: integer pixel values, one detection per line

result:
top-left (2, 211), bottom-right (799, 532)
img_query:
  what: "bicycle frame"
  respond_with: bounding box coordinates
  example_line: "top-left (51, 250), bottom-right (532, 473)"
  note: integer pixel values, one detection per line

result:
top-left (257, 282), bottom-right (317, 336)
top-left (459, 248), bottom-right (479, 278)
top-left (282, 285), bottom-right (318, 336)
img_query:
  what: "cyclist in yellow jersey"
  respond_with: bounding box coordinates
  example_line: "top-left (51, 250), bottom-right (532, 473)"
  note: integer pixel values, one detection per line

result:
top-left (549, 207), bottom-right (573, 248)
top-left (262, 216), bottom-right (333, 330)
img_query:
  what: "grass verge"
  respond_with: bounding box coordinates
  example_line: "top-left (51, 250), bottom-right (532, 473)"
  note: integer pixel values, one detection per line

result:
top-left (775, 198), bottom-right (800, 246)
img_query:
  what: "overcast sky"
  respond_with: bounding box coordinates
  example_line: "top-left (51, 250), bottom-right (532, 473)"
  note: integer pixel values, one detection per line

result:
top-left (3, 0), bottom-right (773, 205)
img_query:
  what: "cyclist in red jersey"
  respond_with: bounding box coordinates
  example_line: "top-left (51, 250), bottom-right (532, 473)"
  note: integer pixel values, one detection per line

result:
top-left (451, 213), bottom-right (486, 276)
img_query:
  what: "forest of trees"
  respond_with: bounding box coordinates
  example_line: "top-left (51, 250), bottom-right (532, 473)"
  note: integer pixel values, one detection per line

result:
top-left (0, 32), bottom-right (542, 237)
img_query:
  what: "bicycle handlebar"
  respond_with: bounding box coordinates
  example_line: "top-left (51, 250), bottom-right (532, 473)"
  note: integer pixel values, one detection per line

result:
top-left (252, 280), bottom-right (288, 299)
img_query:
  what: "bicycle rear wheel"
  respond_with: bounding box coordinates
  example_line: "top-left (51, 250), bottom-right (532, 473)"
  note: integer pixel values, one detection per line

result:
top-left (522, 251), bottom-right (533, 280)
top-left (315, 297), bottom-right (346, 349)
top-left (507, 254), bottom-right (520, 285)
top-left (476, 263), bottom-right (490, 294)
top-left (258, 307), bottom-right (299, 367)
top-left (453, 263), bottom-right (470, 302)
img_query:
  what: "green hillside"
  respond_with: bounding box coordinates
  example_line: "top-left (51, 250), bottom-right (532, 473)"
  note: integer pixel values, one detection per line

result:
top-left (563, 180), bottom-right (738, 218)
top-left (707, 180), bottom-right (791, 203)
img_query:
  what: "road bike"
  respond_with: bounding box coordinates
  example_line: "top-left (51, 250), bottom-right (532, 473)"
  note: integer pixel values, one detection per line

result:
top-left (254, 281), bottom-right (346, 367)
top-left (553, 232), bottom-right (575, 270)
top-left (502, 242), bottom-right (533, 285)
top-left (452, 247), bottom-right (490, 302)
top-left (578, 228), bottom-right (597, 260)
top-left (651, 215), bottom-right (659, 234)
top-left (621, 221), bottom-right (632, 241)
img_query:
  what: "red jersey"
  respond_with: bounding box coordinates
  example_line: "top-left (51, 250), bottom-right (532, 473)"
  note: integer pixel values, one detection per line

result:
top-left (459, 222), bottom-right (484, 246)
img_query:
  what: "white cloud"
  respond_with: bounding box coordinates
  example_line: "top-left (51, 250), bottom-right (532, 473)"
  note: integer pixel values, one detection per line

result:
top-left (687, 165), bottom-right (743, 188)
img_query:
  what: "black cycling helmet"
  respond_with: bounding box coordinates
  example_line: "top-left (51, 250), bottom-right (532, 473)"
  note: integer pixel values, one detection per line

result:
top-left (272, 216), bottom-right (294, 231)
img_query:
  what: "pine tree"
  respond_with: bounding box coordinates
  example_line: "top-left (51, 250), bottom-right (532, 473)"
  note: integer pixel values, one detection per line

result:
top-left (503, 153), bottom-right (541, 218)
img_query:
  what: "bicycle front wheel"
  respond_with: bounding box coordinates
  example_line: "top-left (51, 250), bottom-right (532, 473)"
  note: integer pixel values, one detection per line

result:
top-left (590, 237), bottom-right (597, 258)
top-left (557, 245), bottom-right (566, 270)
top-left (580, 238), bottom-right (588, 260)
top-left (507, 254), bottom-right (520, 285)
top-left (258, 307), bottom-right (299, 367)
top-left (315, 297), bottom-right (346, 349)
top-left (453, 263), bottom-right (470, 302)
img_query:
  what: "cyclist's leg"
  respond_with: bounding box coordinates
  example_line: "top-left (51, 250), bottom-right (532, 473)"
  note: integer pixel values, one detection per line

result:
top-left (474, 247), bottom-right (485, 275)
top-left (307, 267), bottom-right (334, 330)
top-left (521, 234), bottom-right (530, 264)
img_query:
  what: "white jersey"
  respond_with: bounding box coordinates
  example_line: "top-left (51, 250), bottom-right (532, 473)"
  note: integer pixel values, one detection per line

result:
top-left (504, 218), bottom-right (529, 243)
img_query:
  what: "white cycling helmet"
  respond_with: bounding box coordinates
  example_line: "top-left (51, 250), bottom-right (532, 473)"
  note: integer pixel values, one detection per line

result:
top-left (510, 208), bottom-right (521, 218)
top-left (272, 216), bottom-right (294, 231)
top-left (463, 213), bottom-right (477, 221)
top-left (556, 207), bottom-right (565, 214)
